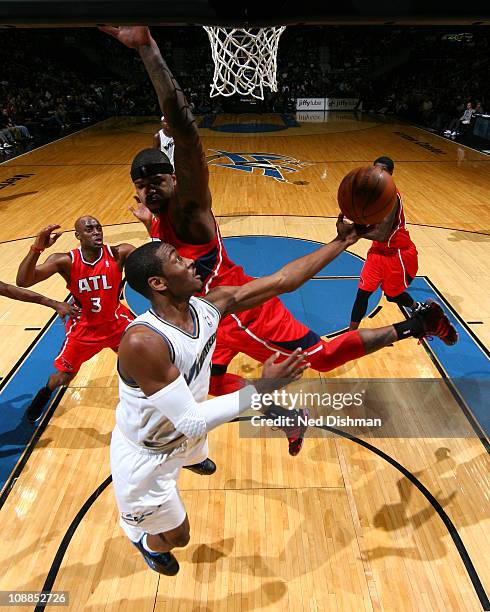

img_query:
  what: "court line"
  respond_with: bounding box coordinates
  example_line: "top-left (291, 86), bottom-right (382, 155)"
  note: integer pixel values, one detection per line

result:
top-left (0, 387), bottom-right (66, 510)
top-left (3, 159), bottom-right (489, 169)
top-left (0, 296), bottom-right (71, 506)
top-left (406, 278), bottom-right (490, 453)
top-left (217, 217), bottom-right (490, 236)
top-left (414, 124), bottom-right (490, 158)
top-left (0, 217), bottom-right (487, 247)
top-left (34, 422), bottom-right (490, 611)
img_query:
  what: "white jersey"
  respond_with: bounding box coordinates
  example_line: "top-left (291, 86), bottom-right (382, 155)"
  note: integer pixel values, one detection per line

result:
top-left (158, 129), bottom-right (175, 166)
top-left (116, 296), bottom-right (221, 452)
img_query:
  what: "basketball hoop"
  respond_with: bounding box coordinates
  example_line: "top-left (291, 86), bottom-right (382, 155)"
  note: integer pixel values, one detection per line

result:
top-left (203, 26), bottom-right (286, 100)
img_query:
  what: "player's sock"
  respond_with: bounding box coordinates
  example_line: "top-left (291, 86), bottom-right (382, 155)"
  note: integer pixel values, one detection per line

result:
top-left (134, 536), bottom-right (180, 575)
top-left (393, 318), bottom-right (424, 340)
top-left (26, 386), bottom-right (53, 423)
top-left (142, 534), bottom-right (161, 555)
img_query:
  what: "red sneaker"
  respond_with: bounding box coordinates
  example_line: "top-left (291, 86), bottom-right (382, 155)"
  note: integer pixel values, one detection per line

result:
top-left (414, 300), bottom-right (458, 346)
top-left (270, 408), bottom-right (309, 456)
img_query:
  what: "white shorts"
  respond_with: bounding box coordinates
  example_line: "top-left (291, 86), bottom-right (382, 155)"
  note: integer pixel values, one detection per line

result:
top-left (110, 424), bottom-right (208, 542)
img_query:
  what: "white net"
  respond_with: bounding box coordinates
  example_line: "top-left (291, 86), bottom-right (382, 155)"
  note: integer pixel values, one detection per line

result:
top-left (203, 26), bottom-right (286, 100)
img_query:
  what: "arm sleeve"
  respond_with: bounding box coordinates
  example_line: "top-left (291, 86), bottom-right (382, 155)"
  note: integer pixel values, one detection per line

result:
top-left (147, 374), bottom-right (258, 439)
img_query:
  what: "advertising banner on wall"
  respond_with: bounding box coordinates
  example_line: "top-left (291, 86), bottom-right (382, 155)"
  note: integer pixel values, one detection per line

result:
top-left (324, 98), bottom-right (359, 110)
top-left (296, 98), bottom-right (360, 111)
top-left (295, 98), bottom-right (326, 111)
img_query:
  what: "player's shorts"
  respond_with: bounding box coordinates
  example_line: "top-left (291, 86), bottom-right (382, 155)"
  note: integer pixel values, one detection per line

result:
top-left (212, 295), bottom-right (365, 371)
top-left (110, 424), bottom-right (208, 542)
top-left (54, 308), bottom-right (133, 374)
top-left (359, 244), bottom-right (418, 297)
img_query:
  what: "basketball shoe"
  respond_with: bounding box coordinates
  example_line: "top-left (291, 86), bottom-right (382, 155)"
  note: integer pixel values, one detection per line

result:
top-left (265, 405), bottom-right (309, 456)
top-left (183, 458), bottom-right (217, 475)
top-left (133, 536), bottom-right (180, 576)
top-left (414, 300), bottom-right (458, 345)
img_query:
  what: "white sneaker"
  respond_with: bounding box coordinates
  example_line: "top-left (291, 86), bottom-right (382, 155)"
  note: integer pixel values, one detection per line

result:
top-left (4, 142), bottom-right (12, 148)
top-left (444, 130), bottom-right (451, 135)
top-left (451, 131), bottom-right (456, 136)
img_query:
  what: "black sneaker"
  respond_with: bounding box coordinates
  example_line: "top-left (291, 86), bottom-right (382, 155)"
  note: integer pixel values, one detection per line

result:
top-left (26, 386), bottom-right (53, 423)
top-left (133, 537), bottom-right (180, 576)
top-left (183, 458), bottom-right (217, 475)
top-left (414, 300), bottom-right (458, 346)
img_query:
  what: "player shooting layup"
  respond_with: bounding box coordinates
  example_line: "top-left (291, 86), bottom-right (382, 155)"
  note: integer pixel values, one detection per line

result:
top-left (113, 215), bottom-right (454, 576)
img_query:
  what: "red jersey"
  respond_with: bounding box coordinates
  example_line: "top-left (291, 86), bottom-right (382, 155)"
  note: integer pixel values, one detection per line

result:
top-left (370, 189), bottom-right (414, 254)
top-left (68, 244), bottom-right (129, 334)
top-left (150, 212), bottom-right (253, 293)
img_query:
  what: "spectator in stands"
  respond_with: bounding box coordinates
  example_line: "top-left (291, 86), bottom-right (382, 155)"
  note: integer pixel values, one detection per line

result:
top-left (3, 107), bottom-right (32, 140)
top-left (444, 101), bottom-right (474, 138)
top-left (474, 101), bottom-right (485, 115)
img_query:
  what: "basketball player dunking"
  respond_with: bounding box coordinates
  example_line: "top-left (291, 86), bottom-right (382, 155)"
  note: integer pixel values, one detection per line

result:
top-left (16, 217), bottom-right (135, 423)
top-left (102, 26), bottom-right (458, 456)
top-left (153, 115), bottom-right (175, 166)
top-left (114, 222), bottom-right (455, 575)
top-left (349, 157), bottom-right (419, 330)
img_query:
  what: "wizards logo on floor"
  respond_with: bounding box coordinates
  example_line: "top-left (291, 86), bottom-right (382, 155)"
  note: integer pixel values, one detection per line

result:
top-left (206, 150), bottom-right (311, 183)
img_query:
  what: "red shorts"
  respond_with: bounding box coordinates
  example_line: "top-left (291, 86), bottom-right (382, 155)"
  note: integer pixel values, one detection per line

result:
top-left (359, 245), bottom-right (418, 297)
top-left (212, 296), bottom-right (365, 371)
top-left (54, 308), bottom-right (133, 374)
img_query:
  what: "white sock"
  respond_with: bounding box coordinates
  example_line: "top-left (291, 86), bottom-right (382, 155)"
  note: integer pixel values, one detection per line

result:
top-left (142, 533), bottom-right (160, 554)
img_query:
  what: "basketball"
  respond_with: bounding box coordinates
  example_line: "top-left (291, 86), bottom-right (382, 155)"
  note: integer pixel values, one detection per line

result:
top-left (337, 166), bottom-right (397, 225)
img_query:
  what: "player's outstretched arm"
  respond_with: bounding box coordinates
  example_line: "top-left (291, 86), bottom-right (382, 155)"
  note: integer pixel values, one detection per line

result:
top-left (100, 26), bottom-right (211, 213)
top-left (119, 327), bottom-right (307, 438)
top-left (16, 224), bottom-right (71, 287)
top-left (0, 281), bottom-right (80, 320)
top-left (207, 215), bottom-right (366, 316)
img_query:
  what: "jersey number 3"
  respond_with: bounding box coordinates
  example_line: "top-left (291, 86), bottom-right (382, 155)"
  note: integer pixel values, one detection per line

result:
top-left (90, 297), bottom-right (101, 313)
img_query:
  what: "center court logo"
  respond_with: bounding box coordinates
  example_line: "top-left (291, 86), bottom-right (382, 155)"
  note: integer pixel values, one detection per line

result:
top-left (206, 149), bottom-right (311, 183)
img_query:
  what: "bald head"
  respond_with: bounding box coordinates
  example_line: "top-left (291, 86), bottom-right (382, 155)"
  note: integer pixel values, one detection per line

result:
top-left (74, 216), bottom-right (103, 249)
top-left (74, 215), bottom-right (100, 233)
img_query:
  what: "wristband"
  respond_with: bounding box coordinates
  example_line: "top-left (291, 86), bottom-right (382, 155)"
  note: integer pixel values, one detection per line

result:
top-left (30, 245), bottom-right (44, 254)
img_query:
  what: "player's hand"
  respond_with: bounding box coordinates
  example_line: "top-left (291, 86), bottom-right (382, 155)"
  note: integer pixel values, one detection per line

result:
top-left (129, 196), bottom-right (153, 229)
top-left (336, 214), bottom-right (370, 245)
top-left (33, 224), bottom-right (62, 251)
top-left (255, 349), bottom-right (309, 394)
top-left (53, 301), bottom-right (81, 321)
top-left (99, 25), bottom-right (153, 49)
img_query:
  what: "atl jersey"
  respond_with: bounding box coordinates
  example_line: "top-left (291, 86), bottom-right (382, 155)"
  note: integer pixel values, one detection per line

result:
top-left (150, 211), bottom-right (253, 294)
top-left (68, 244), bottom-right (127, 330)
top-left (370, 189), bottom-right (414, 254)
